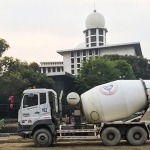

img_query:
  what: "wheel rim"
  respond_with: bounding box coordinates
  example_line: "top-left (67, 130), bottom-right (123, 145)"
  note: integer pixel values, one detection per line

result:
top-left (133, 132), bottom-right (142, 140)
top-left (37, 133), bottom-right (48, 144)
top-left (107, 132), bottom-right (115, 141)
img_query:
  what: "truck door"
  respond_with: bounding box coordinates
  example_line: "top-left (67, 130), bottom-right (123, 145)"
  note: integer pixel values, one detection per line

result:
top-left (39, 93), bottom-right (51, 119)
top-left (21, 93), bottom-right (40, 125)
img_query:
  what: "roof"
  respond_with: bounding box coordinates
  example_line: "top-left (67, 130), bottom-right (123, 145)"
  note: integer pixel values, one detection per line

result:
top-left (23, 89), bottom-right (56, 94)
top-left (57, 42), bottom-right (142, 56)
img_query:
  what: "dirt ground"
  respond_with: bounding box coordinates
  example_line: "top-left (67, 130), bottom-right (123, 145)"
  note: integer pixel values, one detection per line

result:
top-left (0, 136), bottom-right (150, 150)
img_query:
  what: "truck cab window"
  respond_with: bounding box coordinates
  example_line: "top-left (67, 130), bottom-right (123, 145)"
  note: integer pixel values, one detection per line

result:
top-left (40, 93), bottom-right (46, 104)
top-left (23, 94), bottom-right (38, 108)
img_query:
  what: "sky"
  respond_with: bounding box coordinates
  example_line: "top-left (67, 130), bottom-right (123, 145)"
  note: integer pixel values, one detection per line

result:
top-left (0, 0), bottom-right (150, 64)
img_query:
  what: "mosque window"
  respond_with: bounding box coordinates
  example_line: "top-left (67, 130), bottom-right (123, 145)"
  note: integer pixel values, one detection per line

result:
top-left (91, 29), bottom-right (96, 35)
top-left (86, 31), bottom-right (88, 37)
top-left (43, 68), bottom-right (46, 73)
top-left (62, 67), bottom-right (64, 71)
top-left (77, 58), bottom-right (80, 63)
top-left (71, 65), bottom-right (74, 69)
top-left (71, 52), bottom-right (74, 57)
top-left (77, 51), bottom-right (80, 56)
top-left (99, 36), bottom-right (103, 42)
top-left (99, 43), bottom-right (103, 46)
top-left (77, 69), bottom-right (80, 73)
top-left (71, 70), bottom-right (74, 74)
top-left (89, 50), bottom-right (92, 55)
top-left (91, 36), bottom-right (96, 42)
top-left (95, 49), bottom-right (98, 55)
top-left (48, 67), bottom-right (51, 73)
top-left (83, 51), bottom-right (86, 56)
top-left (57, 67), bottom-right (60, 72)
top-left (71, 58), bottom-right (74, 63)
top-left (52, 68), bottom-right (55, 72)
top-left (86, 38), bottom-right (89, 43)
top-left (99, 29), bottom-right (103, 35)
top-left (83, 57), bottom-right (86, 61)
top-left (77, 64), bottom-right (80, 68)
top-left (91, 43), bottom-right (96, 47)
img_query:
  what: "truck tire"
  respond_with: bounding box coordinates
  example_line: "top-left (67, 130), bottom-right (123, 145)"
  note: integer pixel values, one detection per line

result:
top-left (101, 127), bottom-right (121, 146)
top-left (33, 128), bottom-right (53, 147)
top-left (126, 126), bottom-right (147, 146)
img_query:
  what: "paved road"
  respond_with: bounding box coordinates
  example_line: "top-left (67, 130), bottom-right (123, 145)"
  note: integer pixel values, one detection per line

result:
top-left (0, 136), bottom-right (150, 150)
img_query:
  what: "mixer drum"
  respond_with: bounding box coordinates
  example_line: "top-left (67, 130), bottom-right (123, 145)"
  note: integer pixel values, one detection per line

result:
top-left (81, 80), bottom-right (149, 123)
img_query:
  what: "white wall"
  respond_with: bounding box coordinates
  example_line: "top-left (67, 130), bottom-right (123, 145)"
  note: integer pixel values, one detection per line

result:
top-left (100, 46), bottom-right (135, 56)
top-left (63, 52), bottom-right (71, 74)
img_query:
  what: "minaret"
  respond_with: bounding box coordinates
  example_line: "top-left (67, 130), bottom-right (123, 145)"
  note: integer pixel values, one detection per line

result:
top-left (83, 10), bottom-right (108, 47)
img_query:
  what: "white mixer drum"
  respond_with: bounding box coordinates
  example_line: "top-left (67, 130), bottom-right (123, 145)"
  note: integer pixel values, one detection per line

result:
top-left (81, 80), bottom-right (148, 123)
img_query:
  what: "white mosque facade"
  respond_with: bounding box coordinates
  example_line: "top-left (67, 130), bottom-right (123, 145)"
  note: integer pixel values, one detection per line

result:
top-left (40, 10), bottom-right (142, 76)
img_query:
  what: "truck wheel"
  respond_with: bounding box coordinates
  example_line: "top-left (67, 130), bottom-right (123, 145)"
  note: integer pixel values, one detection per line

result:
top-left (101, 127), bottom-right (121, 146)
top-left (33, 128), bottom-right (53, 147)
top-left (126, 126), bottom-right (147, 146)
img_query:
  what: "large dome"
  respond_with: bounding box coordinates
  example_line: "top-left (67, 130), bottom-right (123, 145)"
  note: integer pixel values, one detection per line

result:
top-left (85, 10), bottom-right (105, 29)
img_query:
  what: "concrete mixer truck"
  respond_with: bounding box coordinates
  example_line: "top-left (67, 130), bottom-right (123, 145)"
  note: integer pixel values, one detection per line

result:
top-left (18, 79), bottom-right (150, 147)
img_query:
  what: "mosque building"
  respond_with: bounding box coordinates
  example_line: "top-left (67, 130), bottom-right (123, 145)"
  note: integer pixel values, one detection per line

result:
top-left (40, 10), bottom-right (142, 77)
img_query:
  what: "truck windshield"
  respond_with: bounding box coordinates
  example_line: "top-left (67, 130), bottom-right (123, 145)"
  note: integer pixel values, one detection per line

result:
top-left (23, 94), bottom-right (38, 108)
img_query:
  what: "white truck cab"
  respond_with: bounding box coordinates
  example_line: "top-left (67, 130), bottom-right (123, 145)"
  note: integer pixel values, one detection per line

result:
top-left (18, 88), bottom-right (58, 144)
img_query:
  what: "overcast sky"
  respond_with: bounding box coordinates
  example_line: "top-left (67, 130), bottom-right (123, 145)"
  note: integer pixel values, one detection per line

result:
top-left (0, 0), bottom-right (150, 63)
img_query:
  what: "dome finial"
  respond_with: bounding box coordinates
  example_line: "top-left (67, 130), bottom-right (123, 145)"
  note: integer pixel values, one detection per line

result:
top-left (94, 0), bottom-right (96, 12)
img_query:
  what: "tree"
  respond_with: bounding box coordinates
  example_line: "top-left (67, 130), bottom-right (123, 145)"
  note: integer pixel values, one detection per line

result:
top-left (0, 56), bottom-right (27, 73)
top-left (0, 39), bottom-right (55, 118)
top-left (0, 72), bottom-right (29, 97)
top-left (103, 55), bottom-right (150, 79)
top-left (0, 57), bottom-right (54, 98)
top-left (75, 57), bottom-right (135, 94)
top-left (29, 62), bottom-right (39, 72)
top-left (115, 60), bottom-right (135, 79)
top-left (75, 57), bottom-right (120, 94)
top-left (0, 39), bottom-right (10, 57)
